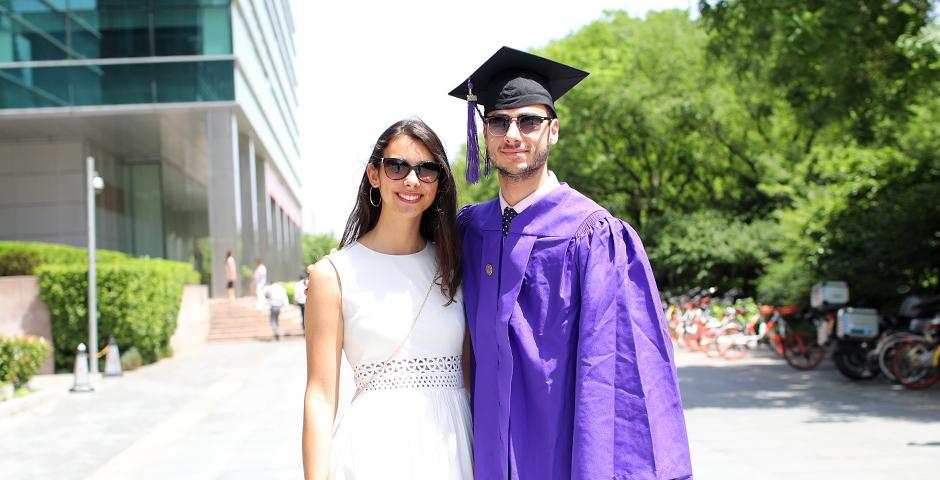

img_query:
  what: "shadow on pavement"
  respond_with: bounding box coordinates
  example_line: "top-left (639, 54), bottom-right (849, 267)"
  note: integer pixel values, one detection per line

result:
top-left (676, 349), bottom-right (940, 424)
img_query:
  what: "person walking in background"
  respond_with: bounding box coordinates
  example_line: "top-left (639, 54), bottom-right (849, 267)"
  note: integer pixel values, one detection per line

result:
top-left (294, 273), bottom-right (308, 330)
top-left (265, 281), bottom-right (289, 342)
top-left (253, 259), bottom-right (267, 308)
top-left (225, 250), bottom-right (238, 301)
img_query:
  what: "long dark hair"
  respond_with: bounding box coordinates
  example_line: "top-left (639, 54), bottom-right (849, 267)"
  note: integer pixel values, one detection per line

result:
top-left (340, 118), bottom-right (461, 304)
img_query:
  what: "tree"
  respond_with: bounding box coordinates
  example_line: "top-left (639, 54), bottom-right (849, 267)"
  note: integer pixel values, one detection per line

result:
top-left (699, 0), bottom-right (940, 145)
top-left (453, 143), bottom-right (499, 208)
top-left (537, 10), bottom-right (775, 232)
top-left (302, 232), bottom-right (339, 266)
top-left (450, 7), bottom-right (940, 306)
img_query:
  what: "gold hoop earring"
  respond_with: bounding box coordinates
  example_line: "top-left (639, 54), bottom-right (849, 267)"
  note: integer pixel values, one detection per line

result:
top-left (369, 186), bottom-right (381, 207)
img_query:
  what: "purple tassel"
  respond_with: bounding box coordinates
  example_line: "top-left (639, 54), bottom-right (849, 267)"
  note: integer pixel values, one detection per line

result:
top-left (466, 81), bottom-right (480, 184)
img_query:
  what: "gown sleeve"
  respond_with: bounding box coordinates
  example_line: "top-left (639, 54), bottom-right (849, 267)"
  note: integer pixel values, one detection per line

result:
top-left (572, 217), bottom-right (692, 480)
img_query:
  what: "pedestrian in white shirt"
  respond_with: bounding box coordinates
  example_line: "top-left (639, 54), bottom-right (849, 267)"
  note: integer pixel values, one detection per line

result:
top-left (265, 281), bottom-right (289, 341)
top-left (253, 260), bottom-right (267, 308)
top-left (293, 274), bottom-right (308, 330)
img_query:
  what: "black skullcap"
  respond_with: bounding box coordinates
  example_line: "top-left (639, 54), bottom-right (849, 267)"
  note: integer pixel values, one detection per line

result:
top-left (448, 46), bottom-right (589, 115)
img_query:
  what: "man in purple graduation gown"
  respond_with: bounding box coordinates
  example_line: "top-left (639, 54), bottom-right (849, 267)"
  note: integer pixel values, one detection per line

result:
top-left (449, 47), bottom-right (692, 480)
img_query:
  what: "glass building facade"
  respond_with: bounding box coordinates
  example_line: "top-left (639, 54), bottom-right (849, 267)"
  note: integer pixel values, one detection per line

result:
top-left (0, 0), bottom-right (303, 297)
top-left (0, 0), bottom-right (234, 108)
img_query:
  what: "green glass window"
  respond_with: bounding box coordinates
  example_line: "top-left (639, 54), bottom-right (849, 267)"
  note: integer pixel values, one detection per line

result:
top-left (154, 60), bottom-right (233, 103)
top-left (0, 1), bottom-right (232, 62)
top-left (97, 8), bottom-right (151, 57)
top-left (160, 0), bottom-right (230, 6)
top-left (153, 7), bottom-right (230, 56)
top-left (77, 63), bottom-right (154, 105)
top-left (0, 67), bottom-right (67, 107)
top-left (199, 7), bottom-right (230, 55)
top-left (0, 1), bottom-right (69, 61)
top-left (0, 60), bottom-right (233, 108)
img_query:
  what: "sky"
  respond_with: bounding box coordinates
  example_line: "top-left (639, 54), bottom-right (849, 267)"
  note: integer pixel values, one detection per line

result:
top-left (292, 1), bottom-right (695, 235)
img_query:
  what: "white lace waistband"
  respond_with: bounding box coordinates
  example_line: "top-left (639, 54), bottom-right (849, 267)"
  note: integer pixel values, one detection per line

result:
top-left (353, 355), bottom-right (464, 391)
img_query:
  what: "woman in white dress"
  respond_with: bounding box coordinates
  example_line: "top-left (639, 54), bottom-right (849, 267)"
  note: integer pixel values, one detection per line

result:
top-left (302, 119), bottom-right (473, 479)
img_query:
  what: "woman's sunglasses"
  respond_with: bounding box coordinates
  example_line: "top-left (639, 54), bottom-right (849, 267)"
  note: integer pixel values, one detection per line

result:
top-left (374, 157), bottom-right (443, 183)
top-left (482, 114), bottom-right (552, 136)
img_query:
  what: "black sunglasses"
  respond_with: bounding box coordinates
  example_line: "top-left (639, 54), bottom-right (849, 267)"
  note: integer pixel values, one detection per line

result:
top-left (374, 157), bottom-right (443, 183)
top-left (483, 114), bottom-right (553, 136)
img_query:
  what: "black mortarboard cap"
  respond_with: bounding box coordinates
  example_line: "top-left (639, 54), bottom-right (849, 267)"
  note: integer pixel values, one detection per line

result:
top-left (448, 46), bottom-right (589, 115)
top-left (449, 46), bottom-right (588, 183)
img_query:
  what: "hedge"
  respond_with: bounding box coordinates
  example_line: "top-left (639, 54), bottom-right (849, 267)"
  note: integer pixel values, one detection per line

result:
top-left (0, 335), bottom-right (52, 388)
top-left (0, 241), bottom-right (128, 276)
top-left (37, 258), bottom-right (199, 370)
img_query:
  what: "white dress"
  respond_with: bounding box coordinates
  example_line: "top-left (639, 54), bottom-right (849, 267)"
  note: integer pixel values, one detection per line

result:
top-left (327, 242), bottom-right (473, 480)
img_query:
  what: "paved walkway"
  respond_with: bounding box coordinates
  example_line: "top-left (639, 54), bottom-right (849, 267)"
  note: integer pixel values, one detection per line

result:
top-left (680, 347), bottom-right (940, 479)
top-left (0, 339), bottom-right (352, 480)
top-left (1, 339), bottom-right (938, 479)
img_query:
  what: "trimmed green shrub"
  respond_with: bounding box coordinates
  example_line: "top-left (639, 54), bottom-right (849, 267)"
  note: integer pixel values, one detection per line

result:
top-left (37, 258), bottom-right (198, 370)
top-left (278, 281), bottom-right (296, 304)
top-left (0, 241), bottom-right (128, 276)
top-left (0, 336), bottom-right (52, 387)
top-left (120, 346), bottom-right (143, 372)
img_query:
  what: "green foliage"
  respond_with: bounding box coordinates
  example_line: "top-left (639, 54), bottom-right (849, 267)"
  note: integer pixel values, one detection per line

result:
top-left (451, 7), bottom-right (939, 308)
top-left (303, 233), bottom-right (340, 266)
top-left (699, 0), bottom-right (940, 144)
top-left (278, 281), bottom-right (296, 304)
top-left (0, 336), bottom-right (52, 387)
top-left (648, 210), bottom-right (775, 295)
top-left (0, 242), bottom-right (128, 276)
top-left (453, 143), bottom-right (500, 207)
top-left (120, 346), bottom-right (143, 372)
top-left (37, 258), bottom-right (197, 370)
top-left (537, 10), bottom-right (777, 231)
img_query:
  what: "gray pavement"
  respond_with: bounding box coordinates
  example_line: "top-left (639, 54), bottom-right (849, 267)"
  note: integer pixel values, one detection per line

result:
top-left (679, 347), bottom-right (940, 479)
top-left (0, 339), bottom-right (353, 480)
top-left (1, 339), bottom-right (938, 479)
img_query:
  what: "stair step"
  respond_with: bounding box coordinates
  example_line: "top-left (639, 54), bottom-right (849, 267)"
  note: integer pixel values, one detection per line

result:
top-left (208, 297), bottom-right (305, 342)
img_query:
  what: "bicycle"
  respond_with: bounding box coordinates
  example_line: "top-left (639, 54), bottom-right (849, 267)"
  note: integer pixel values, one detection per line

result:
top-left (779, 310), bottom-right (827, 371)
top-left (713, 304), bottom-right (789, 360)
top-left (891, 337), bottom-right (940, 389)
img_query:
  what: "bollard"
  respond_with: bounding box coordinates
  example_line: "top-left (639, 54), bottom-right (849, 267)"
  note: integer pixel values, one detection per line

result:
top-left (70, 343), bottom-right (94, 393)
top-left (103, 336), bottom-right (123, 377)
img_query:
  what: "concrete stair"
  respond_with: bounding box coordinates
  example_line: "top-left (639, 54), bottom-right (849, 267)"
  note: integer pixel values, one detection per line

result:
top-left (208, 297), bottom-right (304, 342)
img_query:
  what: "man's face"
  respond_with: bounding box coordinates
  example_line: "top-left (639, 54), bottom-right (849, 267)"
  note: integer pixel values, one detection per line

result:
top-left (483, 104), bottom-right (559, 181)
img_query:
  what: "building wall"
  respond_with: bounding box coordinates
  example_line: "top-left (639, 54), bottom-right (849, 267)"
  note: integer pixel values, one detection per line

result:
top-left (231, 0), bottom-right (301, 201)
top-left (0, 1), bottom-right (236, 109)
top-left (0, 276), bottom-right (54, 374)
top-left (0, 1), bottom-right (302, 295)
top-left (169, 285), bottom-right (210, 355)
top-left (0, 140), bottom-right (86, 246)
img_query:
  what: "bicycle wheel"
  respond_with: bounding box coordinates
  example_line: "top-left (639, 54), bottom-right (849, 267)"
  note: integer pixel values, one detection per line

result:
top-left (877, 334), bottom-right (925, 382)
top-left (782, 331), bottom-right (825, 370)
top-left (767, 331), bottom-right (784, 357)
top-left (891, 340), bottom-right (940, 389)
top-left (833, 342), bottom-right (878, 380)
top-left (700, 328), bottom-right (722, 358)
top-left (681, 330), bottom-right (696, 351)
top-left (716, 325), bottom-right (749, 360)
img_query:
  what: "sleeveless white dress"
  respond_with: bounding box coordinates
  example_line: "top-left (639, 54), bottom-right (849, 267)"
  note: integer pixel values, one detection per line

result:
top-left (327, 242), bottom-right (473, 480)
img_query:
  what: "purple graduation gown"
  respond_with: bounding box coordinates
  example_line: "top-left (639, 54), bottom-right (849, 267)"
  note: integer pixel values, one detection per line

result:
top-left (459, 184), bottom-right (692, 480)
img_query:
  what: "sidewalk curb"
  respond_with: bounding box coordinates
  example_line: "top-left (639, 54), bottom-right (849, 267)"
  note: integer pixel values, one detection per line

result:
top-left (0, 374), bottom-right (84, 420)
top-left (0, 386), bottom-right (58, 419)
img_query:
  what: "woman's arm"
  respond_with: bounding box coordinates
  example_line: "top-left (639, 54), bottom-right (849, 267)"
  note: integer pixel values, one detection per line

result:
top-left (302, 259), bottom-right (344, 480)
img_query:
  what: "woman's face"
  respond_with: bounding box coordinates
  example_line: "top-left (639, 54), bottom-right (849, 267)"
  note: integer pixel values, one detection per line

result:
top-left (367, 135), bottom-right (439, 220)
